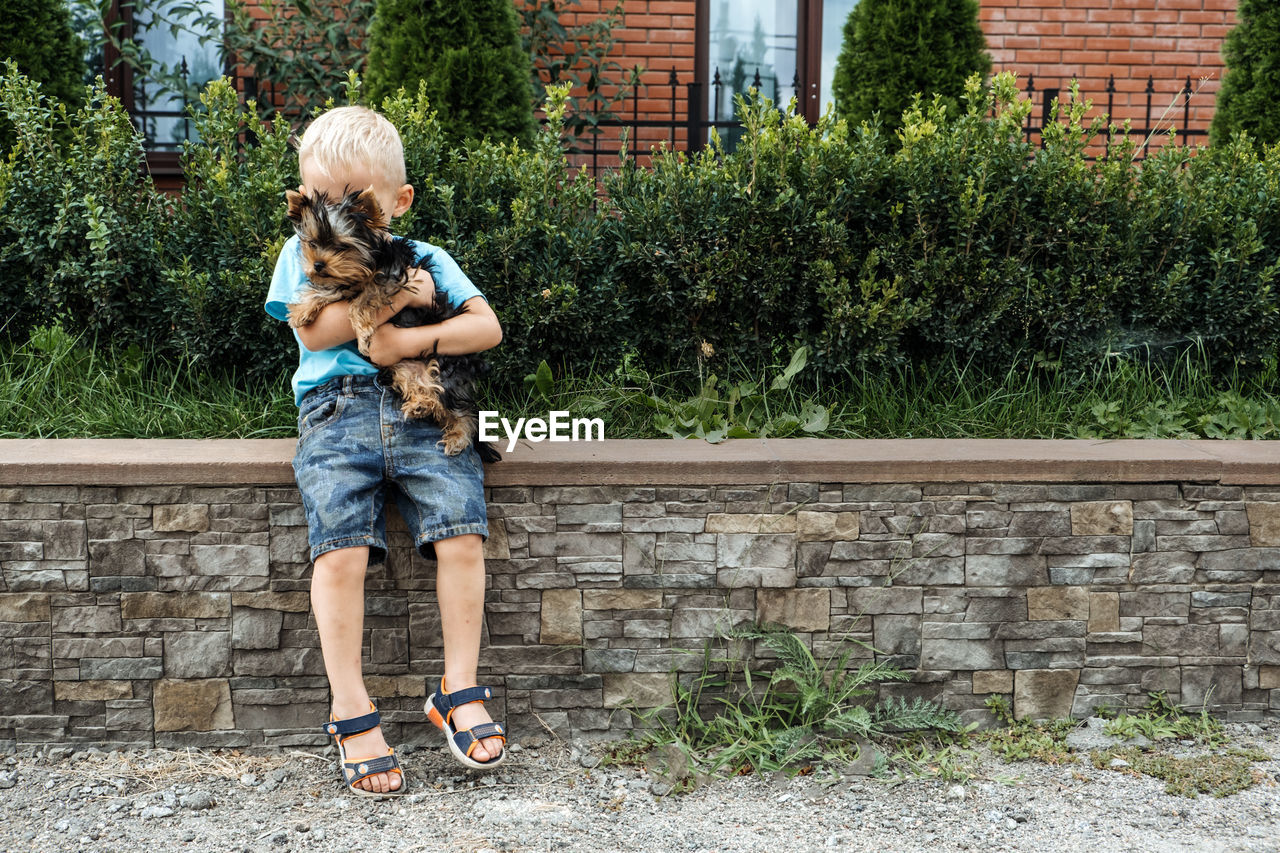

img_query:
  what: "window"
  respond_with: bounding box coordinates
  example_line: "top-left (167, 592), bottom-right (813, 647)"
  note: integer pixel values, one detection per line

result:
top-left (95, 0), bottom-right (227, 177)
top-left (699, 0), bottom-right (857, 133)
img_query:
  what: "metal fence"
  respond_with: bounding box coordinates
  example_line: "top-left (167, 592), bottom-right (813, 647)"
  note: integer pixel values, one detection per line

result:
top-left (133, 63), bottom-right (1209, 167)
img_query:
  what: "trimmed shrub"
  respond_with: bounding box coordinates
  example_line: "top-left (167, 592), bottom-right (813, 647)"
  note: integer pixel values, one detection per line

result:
top-left (832, 0), bottom-right (990, 132)
top-left (365, 0), bottom-right (537, 146)
top-left (1210, 0), bottom-right (1280, 150)
top-left (0, 66), bottom-right (165, 343)
top-left (0, 0), bottom-right (86, 122)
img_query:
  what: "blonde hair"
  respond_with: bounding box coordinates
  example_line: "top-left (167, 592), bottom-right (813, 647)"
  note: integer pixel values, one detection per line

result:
top-left (297, 105), bottom-right (407, 191)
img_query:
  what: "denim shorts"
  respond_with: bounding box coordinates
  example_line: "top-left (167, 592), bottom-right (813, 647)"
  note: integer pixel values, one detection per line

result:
top-left (291, 374), bottom-right (488, 564)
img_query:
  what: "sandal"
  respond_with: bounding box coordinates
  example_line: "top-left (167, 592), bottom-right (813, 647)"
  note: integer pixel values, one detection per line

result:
top-left (425, 678), bottom-right (507, 770)
top-left (323, 703), bottom-right (409, 798)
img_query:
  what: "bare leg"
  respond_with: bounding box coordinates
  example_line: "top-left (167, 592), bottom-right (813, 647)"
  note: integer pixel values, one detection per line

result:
top-left (433, 534), bottom-right (503, 762)
top-left (311, 546), bottom-right (402, 794)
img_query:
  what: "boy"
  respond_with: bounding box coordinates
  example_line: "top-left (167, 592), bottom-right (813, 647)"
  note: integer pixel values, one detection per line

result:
top-left (265, 106), bottom-right (506, 797)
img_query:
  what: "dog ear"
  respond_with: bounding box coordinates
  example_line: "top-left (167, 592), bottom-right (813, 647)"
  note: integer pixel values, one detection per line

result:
top-left (349, 188), bottom-right (389, 230)
top-left (285, 189), bottom-right (308, 223)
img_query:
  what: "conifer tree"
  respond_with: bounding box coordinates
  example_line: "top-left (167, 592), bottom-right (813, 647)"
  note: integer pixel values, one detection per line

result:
top-left (1210, 0), bottom-right (1280, 149)
top-left (365, 0), bottom-right (536, 146)
top-left (831, 0), bottom-right (989, 132)
top-left (0, 0), bottom-right (86, 114)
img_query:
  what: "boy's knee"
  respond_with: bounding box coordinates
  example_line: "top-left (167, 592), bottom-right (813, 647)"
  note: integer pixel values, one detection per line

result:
top-left (312, 546), bottom-right (371, 575)
top-left (432, 534), bottom-right (484, 562)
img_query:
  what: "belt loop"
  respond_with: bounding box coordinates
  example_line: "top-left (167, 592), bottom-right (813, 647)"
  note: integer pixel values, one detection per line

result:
top-left (341, 375), bottom-right (353, 396)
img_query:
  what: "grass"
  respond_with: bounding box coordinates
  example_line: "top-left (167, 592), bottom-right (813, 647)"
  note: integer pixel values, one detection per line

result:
top-left (615, 624), bottom-right (965, 781)
top-left (1090, 747), bottom-right (1266, 798)
top-left (5, 325), bottom-right (1280, 440)
top-left (0, 326), bottom-right (295, 439)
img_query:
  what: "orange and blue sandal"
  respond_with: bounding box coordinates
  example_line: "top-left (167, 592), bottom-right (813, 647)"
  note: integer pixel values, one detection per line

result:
top-left (425, 679), bottom-right (507, 771)
top-left (323, 703), bottom-right (409, 798)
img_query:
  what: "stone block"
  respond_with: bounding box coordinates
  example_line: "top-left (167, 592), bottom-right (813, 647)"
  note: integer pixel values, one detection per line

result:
top-left (540, 589), bottom-right (582, 645)
top-left (1088, 593), bottom-right (1120, 633)
top-left (364, 675), bottom-right (427, 697)
top-left (153, 678), bottom-right (234, 731)
top-left (51, 604), bottom-right (121, 634)
top-left (556, 503), bottom-right (623, 528)
top-left (1014, 669), bottom-right (1080, 721)
top-left (1181, 665), bottom-right (1242, 706)
top-left (1249, 630), bottom-right (1280, 665)
top-left (53, 680), bottom-right (133, 701)
top-left (602, 673), bottom-right (671, 708)
top-left (582, 589), bottom-right (663, 611)
top-left (230, 592), bottom-right (310, 612)
top-left (233, 647), bottom-right (324, 677)
top-left (165, 631), bottom-right (231, 678)
top-left (972, 669), bottom-right (1014, 694)
top-left (80, 657), bottom-right (163, 680)
top-left (153, 505), bottom-right (210, 533)
top-left (1008, 511), bottom-right (1071, 537)
top-left (1246, 502), bottom-right (1280, 546)
top-left (1070, 502), bottom-right (1133, 536)
top-left (0, 679), bottom-right (52, 714)
top-left (716, 534), bottom-right (797, 569)
top-left (873, 614), bottom-right (921, 657)
top-left (0, 593), bottom-right (50, 622)
top-left (797, 511), bottom-right (859, 542)
top-left (847, 586), bottom-right (922, 615)
top-left (1027, 586), bottom-right (1089, 621)
top-left (1143, 624), bottom-right (1220, 657)
top-left (43, 521), bottom-right (87, 560)
top-left (717, 566), bottom-right (797, 588)
top-left (920, 638), bottom-right (1003, 671)
top-left (756, 589), bottom-right (831, 632)
top-left (482, 520), bottom-right (511, 560)
top-left (1128, 552), bottom-right (1194, 584)
top-left (529, 532), bottom-right (623, 558)
top-left (1259, 667), bottom-right (1280, 689)
top-left (232, 608), bottom-right (284, 650)
top-left (191, 544), bottom-right (268, 577)
top-left (670, 607), bottom-right (732, 638)
top-left (584, 649), bottom-right (638, 673)
top-left (705, 514), bottom-right (797, 534)
top-left (121, 592), bottom-right (229, 620)
top-left (88, 539), bottom-right (145, 576)
top-left (965, 555), bottom-right (1047, 586)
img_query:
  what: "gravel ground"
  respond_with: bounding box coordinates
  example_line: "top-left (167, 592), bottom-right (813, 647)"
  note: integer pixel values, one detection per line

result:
top-left (2, 722), bottom-right (1279, 853)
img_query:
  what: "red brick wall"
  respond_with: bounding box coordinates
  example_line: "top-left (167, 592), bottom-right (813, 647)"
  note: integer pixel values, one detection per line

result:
top-left (980, 0), bottom-right (1237, 152)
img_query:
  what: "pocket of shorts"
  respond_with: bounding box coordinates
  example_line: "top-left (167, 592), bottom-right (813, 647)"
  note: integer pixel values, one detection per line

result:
top-left (298, 393), bottom-right (345, 441)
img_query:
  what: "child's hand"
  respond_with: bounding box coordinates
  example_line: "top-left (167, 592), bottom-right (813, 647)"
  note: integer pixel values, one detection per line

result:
top-left (368, 324), bottom-right (437, 367)
top-left (404, 268), bottom-right (435, 309)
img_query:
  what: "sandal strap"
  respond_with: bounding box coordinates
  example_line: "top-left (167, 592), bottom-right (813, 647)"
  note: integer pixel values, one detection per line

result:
top-left (436, 683), bottom-right (493, 715)
top-left (323, 709), bottom-right (381, 737)
top-left (453, 723), bottom-right (507, 761)
top-left (343, 752), bottom-right (402, 785)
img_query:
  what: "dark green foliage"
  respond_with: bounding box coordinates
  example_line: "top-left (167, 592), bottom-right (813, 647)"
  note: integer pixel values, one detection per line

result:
top-left (388, 85), bottom-right (622, 381)
top-left (3, 67), bottom-right (1280, 400)
top-left (0, 66), bottom-right (165, 344)
top-left (832, 0), bottom-right (990, 132)
top-left (1210, 0), bottom-right (1280, 149)
top-left (159, 79), bottom-right (298, 384)
top-left (365, 0), bottom-right (536, 146)
top-left (0, 0), bottom-right (86, 111)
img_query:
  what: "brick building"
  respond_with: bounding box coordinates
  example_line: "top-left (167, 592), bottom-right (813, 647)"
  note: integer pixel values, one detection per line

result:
top-left (108, 0), bottom-right (1240, 174)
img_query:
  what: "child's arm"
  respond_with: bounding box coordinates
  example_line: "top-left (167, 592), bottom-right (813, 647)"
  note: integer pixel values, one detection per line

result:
top-left (295, 268), bottom-right (435, 352)
top-left (366, 296), bottom-right (503, 367)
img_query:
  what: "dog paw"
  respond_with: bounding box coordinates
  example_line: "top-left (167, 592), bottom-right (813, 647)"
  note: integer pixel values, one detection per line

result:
top-left (438, 437), bottom-right (469, 456)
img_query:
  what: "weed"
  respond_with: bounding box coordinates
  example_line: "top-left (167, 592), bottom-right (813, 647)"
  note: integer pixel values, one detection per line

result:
top-left (1090, 747), bottom-right (1265, 798)
top-left (628, 624), bottom-right (964, 779)
top-left (979, 696), bottom-right (1076, 765)
top-left (1102, 691), bottom-right (1226, 746)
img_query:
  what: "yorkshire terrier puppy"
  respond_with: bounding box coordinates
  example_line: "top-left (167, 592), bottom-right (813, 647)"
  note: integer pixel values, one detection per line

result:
top-left (285, 188), bottom-right (499, 462)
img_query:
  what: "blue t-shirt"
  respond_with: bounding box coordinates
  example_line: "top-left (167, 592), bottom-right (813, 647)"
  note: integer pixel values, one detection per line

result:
top-left (266, 234), bottom-right (485, 405)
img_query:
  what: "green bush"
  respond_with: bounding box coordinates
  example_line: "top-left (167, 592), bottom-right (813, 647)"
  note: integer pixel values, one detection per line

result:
top-left (0, 66), bottom-right (165, 344)
top-left (832, 0), bottom-right (990, 132)
top-left (390, 83), bottom-right (622, 380)
top-left (3, 66), bottom-right (1280, 397)
top-left (0, 0), bottom-right (86, 147)
top-left (365, 0), bottom-right (536, 146)
top-left (1210, 0), bottom-right (1280, 150)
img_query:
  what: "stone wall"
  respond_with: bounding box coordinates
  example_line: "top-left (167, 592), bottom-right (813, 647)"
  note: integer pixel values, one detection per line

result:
top-left (1, 439), bottom-right (1278, 748)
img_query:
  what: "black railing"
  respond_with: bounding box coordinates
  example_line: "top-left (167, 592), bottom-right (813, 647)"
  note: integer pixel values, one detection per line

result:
top-left (135, 61), bottom-right (1208, 167)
